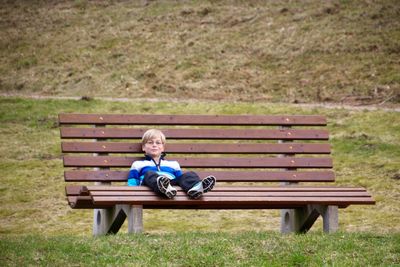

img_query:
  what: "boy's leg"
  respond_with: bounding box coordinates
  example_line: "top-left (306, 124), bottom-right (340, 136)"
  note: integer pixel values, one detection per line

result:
top-left (174, 171), bottom-right (201, 192)
top-left (176, 172), bottom-right (216, 199)
top-left (142, 171), bottom-right (159, 191)
top-left (143, 171), bottom-right (176, 198)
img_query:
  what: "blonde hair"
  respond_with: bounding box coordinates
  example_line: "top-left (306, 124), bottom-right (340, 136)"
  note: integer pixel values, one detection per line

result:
top-left (141, 129), bottom-right (166, 145)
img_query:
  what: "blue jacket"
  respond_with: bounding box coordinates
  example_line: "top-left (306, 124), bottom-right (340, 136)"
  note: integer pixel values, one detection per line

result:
top-left (127, 154), bottom-right (183, 186)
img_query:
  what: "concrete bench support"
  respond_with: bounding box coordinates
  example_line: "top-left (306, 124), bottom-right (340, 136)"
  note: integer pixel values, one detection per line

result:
top-left (280, 204), bottom-right (338, 233)
top-left (93, 206), bottom-right (122, 235)
top-left (93, 205), bottom-right (143, 235)
top-left (125, 205), bottom-right (143, 234)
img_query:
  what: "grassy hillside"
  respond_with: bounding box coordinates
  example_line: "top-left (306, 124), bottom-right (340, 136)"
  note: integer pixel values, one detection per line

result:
top-left (1, 0), bottom-right (399, 105)
top-left (0, 97), bottom-right (399, 237)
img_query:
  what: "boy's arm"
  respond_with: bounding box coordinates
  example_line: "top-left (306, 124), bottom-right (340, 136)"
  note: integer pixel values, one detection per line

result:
top-left (174, 161), bottom-right (183, 178)
top-left (127, 162), bottom-right (141, 186)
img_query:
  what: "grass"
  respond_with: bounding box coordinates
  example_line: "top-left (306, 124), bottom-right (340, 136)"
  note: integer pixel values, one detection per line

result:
top-left (1, 232), bottom-right (399, 266)
top-left (1, 0), bottom-right (399, 105)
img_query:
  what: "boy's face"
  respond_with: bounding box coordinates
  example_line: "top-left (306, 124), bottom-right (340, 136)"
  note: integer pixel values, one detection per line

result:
top-left (142, 137), bottom-right (165, 159)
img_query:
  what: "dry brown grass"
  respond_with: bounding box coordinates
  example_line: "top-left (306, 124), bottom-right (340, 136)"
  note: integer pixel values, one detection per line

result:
top-left (1, 0), bottom-right (399, 105)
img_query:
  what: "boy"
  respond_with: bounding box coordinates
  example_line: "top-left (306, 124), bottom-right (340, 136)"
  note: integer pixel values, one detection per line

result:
top-left (127, 129), bottom-right (216, 199)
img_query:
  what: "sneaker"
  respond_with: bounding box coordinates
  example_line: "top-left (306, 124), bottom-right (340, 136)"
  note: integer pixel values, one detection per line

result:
top-left (157, 176), bottom-right (177, 199)
top-left (202, 175), bottom-right (216, 193)
top-left (187, 175), bottom-right (216, 199)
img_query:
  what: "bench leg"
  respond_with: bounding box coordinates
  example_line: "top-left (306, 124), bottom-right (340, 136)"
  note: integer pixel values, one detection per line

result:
top-left (281, 207), bottom-right (319, 234)
top-left (280, 205), bottom-right (339, 233)
top-left (316, 205), bottom-right (339, 233)
top-left (93, 208), bottom-right (113, 236)
top-left (93, 205), bottom-right (127, 236)
top-left (125, 205), bottom-right (143, 234)
top-left (281, 209), bottom-right (296, 233)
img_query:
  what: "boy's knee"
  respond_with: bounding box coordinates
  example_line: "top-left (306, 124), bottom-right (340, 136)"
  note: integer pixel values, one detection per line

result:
top-left (184, 171), bottom-right (199, 177)
top-left (144, 171), bottom-right (157, 178)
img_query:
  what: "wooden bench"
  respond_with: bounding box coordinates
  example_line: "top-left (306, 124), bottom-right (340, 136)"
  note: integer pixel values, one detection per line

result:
top-left (59, 114), bottom-right (375, 235)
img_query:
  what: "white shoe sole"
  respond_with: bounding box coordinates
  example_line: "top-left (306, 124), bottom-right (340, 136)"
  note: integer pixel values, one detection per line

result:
top-left (202, 175), bottom-right (216, 193)
top-left (188, 175), bottom-right (216, 199)
top-left (157, 176), bottom-right (177, 199)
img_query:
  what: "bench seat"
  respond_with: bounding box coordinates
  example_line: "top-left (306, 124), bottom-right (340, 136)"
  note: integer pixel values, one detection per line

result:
top-left (66, 185), bottom-right (374, 209)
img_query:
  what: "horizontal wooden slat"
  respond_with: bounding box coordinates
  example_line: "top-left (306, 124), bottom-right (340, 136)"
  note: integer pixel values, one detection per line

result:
top-left (65, 186), bottom-right (370, 199)
top-left (195, 170), bottom-right (335, 182)
top-left (60, 128), bottom-right (329, 140)
top-left (90, 191), bottom-right (371, 197)
top-left (65, 185), bottom-right (84, 196)
top-left (62, 142), bottom-right (331, 154)
top-left (63, 156), bottom-right (333, 168)
top-left (65, 170), bottom-right (128, 182)
top-left (59, 114), bottom-right (327, 126)
top-left (68, 200), bottom-right (346, 209)
top-left (64, 170), bottom-right (336, 182)
top-left (91, 196), bottom-right (374, 207)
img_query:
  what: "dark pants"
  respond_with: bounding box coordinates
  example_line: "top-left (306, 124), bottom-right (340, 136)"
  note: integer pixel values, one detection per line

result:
top-left (142, 171), bottom-right (201, 196)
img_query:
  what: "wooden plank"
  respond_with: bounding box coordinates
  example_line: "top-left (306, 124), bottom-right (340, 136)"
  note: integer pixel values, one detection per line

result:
top-left (91, 196), bottom-right (375, 206)
top-left (64, 170), bottom-right (336, 182)
top-left (194, 170), bottom-right (335, 182)
top-left (89, 191), bottom-right (372, 197)
top-left (59, 114), bottom-right (327, 126)
top-left (65, 198), bottom-right (295, 210)
top-left (65, 185), bottom-right (82, 195)
top-left (63, 156), bottom-right (333, 168)
top-left (84, 185), bottom-right (368, 192)
top-left (60, 128), bottom-right (329, 140)
top-left (65, 170), bottom-right (129, 182)
top-left (62, 142), bottom-right (331, 154)
top-left (62, 142), bottom-right (142, 153)
top-left (69, 196), bottom-right (375, 209)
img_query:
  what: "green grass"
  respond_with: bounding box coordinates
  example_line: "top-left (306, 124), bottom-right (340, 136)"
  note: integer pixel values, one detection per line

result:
top-left (1, 232), bottom-right (399, 266)
top-left (1, 1), bottom-right (399, 104)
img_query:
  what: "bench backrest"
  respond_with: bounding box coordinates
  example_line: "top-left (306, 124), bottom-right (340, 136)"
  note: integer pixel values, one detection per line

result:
top-left (59, 114), bottom-right (334, 184)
